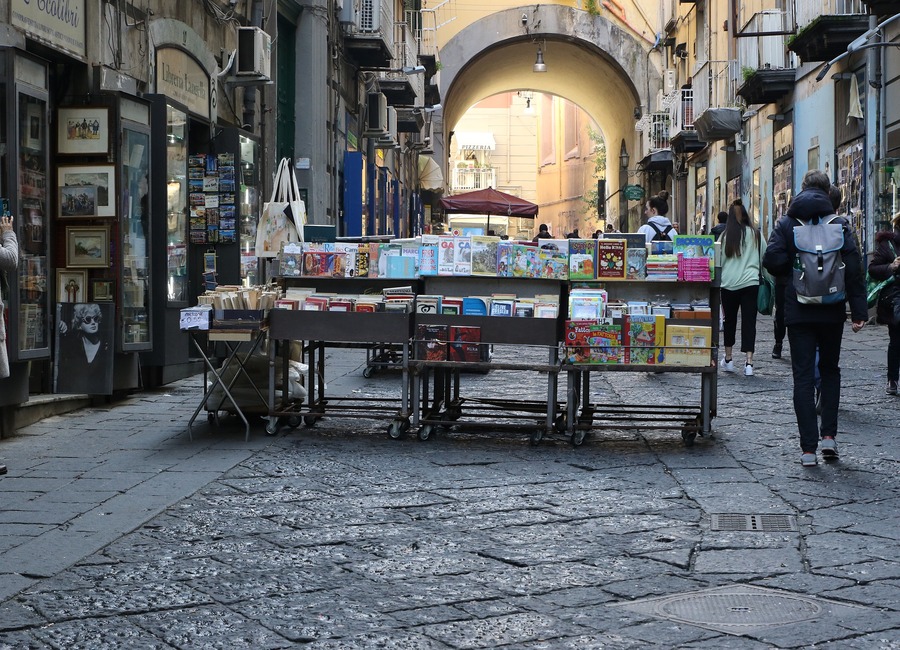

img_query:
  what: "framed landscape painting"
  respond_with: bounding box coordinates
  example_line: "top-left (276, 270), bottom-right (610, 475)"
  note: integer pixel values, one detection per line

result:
top-left (58, 164), bottom-right (116, 217)
top-left (66, 226), bottom-right (110, 268)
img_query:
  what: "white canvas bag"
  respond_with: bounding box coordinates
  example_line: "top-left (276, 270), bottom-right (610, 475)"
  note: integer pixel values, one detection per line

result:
top-left (256, 158), bottom-right (306, 257)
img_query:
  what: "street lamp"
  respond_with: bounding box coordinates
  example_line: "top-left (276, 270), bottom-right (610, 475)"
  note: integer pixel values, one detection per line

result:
top-left (815, 13), bottom-right (900, 82)
top-left (619, 141), bottom-right (630, 232)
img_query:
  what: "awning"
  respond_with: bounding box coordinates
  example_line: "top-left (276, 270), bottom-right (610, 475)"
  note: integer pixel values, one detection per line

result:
top-left (418, 155), bottom-right (443, 190)
top-left (455, 131), bottom-right (496, 151)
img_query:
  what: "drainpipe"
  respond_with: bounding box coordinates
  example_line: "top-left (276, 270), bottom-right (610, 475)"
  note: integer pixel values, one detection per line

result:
top-left (865, 14), bottom-right (878, 259)
top-left (243, 0), bottom-right (265, 130)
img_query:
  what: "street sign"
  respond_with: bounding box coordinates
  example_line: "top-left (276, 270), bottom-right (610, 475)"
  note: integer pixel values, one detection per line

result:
top-left (624, 184), bottom-right (645, 201)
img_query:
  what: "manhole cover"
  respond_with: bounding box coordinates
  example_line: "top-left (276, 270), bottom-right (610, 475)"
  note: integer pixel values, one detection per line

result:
top-left (611, 585), bottom-right (870, 636)
top-left (710, 513), bottom-right (798, 532)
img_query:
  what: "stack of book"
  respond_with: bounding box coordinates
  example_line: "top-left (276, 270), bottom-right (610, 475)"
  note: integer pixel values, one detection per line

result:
top-left (678, 255), bottom-right (712, 282)
top-left (646, 255), bottom-right (679, 280)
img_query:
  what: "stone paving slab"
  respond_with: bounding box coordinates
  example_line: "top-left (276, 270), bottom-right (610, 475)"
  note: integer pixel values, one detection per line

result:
top-left (0, 322), bottom-right (899, 647)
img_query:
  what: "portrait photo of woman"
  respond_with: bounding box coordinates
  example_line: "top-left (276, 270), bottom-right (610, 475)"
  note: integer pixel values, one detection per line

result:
top-left (54, 302), bottom-right (114, 395)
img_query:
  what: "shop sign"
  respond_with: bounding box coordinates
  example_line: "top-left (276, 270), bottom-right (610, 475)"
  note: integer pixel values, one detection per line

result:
top-left (624, 184), bottom-right (645, 201)
top-left (11, 0), bottom-right (87, 58)
top-left (156, 48), bottom-right (210, 119)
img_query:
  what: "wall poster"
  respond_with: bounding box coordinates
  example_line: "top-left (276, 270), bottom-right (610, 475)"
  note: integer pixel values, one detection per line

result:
top-left (836, 138), bottom-right (865, 254)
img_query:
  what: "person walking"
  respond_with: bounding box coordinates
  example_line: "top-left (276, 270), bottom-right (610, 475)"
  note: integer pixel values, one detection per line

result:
top-left (867, 210), bottom-right (900, 395)
top-left (532, 223), bottom-right (552, 241)
top-left (718, 199), bottom-right (768, 376)
top-left (763, 169), bottom-right (867, 467)
top-left (0, 213), bottom-right (19, 476)
top-left (709, 211), bottom-right (728, 239)
top-left (637, 191), bottom-right (677, 243)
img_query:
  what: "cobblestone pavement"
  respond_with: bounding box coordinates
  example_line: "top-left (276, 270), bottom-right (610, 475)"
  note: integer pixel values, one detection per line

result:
top-left (1, 320), bottom-right (899, 648)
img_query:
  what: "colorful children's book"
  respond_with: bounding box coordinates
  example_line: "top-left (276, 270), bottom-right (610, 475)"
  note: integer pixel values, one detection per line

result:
top-left (511, 244), bottom-right (539, 278)
top-left (471, 235), bottom-right (500, 276)
top-left (625, 247), bottom-right (647, 280)
top-left (568, 239), bottom-right (597, 280)
top-left (596, 239), bottom-right (627, 279)
top-left (537, 239), bottom-right (569, 280)
top-left (664, 324), bottom-right (712, 366)
top-left (673, 234), bottom-right (715, 259)
top-left (625, 314), bottom-right (666, 365)
top-left (497, 240), bottom-right (514, 277)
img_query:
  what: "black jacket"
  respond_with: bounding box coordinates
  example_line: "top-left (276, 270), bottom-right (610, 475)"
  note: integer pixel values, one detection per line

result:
top-left (762, 187), bottom-right (867, 325)
top-left (709, 223), bottom-right (726, 239)
top-left (867, 229), bottom-right (900, 325)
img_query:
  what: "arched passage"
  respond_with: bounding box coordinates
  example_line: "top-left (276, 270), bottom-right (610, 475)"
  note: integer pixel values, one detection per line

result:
top-left (435, 6), bottom-right (660, 217)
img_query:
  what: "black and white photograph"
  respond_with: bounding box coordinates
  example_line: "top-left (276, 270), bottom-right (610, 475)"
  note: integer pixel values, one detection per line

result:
top-left (54, 302), bottom-right (114, 395)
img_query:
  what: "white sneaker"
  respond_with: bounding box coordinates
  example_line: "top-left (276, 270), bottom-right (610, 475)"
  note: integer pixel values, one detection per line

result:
top-left (720, 357), bottom-right (735, 372)
top-left (744, 364), bottom-right (754, 377)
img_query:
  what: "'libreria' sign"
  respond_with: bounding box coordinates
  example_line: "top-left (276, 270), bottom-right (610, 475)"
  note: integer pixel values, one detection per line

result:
top-left (156, 48), bottom-right (211, 119)
top-left (11, 0), bottom-right (86, 57)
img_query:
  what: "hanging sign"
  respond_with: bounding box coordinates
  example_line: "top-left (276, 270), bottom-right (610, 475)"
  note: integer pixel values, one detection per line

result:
top-left (11, 0), bottom-right (87, 58)
top-left (156, 47), bottom-right (210, 119)
top-left (624, 184), bottom-right (646, 201)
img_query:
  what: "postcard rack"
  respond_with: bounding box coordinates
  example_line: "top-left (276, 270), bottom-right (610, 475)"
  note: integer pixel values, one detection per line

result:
top-left (559, 278), bottom-right (720, 447)
top-left (266, 305), bottom-right (415, 437)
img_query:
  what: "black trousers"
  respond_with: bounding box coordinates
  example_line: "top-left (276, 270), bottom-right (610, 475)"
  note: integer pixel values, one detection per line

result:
top-left (787, 322), bottom-right (844, 452)
top-left (888, 321), bottom-right (900, 383)
top-left (773, 282), bottom-right (786, 346)
top-left (720, 285), bottom-right (760, 353)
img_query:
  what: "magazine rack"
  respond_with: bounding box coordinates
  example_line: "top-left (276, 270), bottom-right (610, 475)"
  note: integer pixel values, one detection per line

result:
top-left (560, 276), bottom-right (720, 447)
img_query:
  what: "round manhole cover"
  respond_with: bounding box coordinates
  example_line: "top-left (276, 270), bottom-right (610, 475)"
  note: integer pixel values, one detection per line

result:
top-left (658, 592), bottom-right (822, 627)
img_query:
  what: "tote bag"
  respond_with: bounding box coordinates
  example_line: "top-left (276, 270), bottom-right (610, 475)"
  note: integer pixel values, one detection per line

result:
top-left (756, 230), bottom-right (774, 315)
top-left (256, 158), bottom-right (305, 258)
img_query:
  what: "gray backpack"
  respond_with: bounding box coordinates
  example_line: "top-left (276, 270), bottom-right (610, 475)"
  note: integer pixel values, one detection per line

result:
top-left (792, 215), bottom-right (846, 305)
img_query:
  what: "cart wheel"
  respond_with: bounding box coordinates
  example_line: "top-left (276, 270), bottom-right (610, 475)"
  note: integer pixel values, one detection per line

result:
top-left (571, 429), bottom-right (586, 447)
top-left (363, 366), bottom-right (375, 378)
top-left (530, 429), bottom-right (544, 446)
top-left (682, 430), bottom-right (697, 447)
top-left (400, 419), bottom-right (411, 434)
top-left (265, 419), bottom-right (279, 436)
top-left (387, 421), bottom-right (404, 439)
top-left (304, 415), bottom-right (319, 427)
top-left (418, 424), bottom-right (434, 441)
top-left (287, 416), bottom-right (302, 428)
top-left (207, 412), bottom-right (216, 425)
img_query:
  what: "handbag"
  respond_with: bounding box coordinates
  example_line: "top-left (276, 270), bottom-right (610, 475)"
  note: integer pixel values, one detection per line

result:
top-left (256, 158), bottom-right (306, 258)
top-left (866, 242), bottom-right (897, 308)
top-left (756, 230), bottom-right (775, 315)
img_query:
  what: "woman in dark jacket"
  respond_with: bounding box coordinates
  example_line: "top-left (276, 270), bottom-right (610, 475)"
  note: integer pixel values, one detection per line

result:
top-left (763, 169), bottom-right (867, 467)
top-left (867, 212), bottom-right (900, 395)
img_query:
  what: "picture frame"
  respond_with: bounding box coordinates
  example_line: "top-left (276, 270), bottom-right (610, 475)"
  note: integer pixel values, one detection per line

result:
top-left (25, 103), bottom-right (43, 151)
top-left (56, 269), bottom-right (88, 303)
top-left (59, 185), bottom-right (98, 217)
top-left (66, 226), bottom-right (110, 268)
top-left (57, 106), bottom-right (110, 156)
top-left (92, 279), bottom-right (115, 301)
top-left (58, 164), bottom-right (116, 217)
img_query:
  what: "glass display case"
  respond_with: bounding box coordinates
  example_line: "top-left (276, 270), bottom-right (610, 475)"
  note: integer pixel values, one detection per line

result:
top-left (0, 52), bottom-right (51, 362)
top-left (120, 98), bottom-right (152, 350)
top-left (873, 158), bottom-right (900, 236)
top-left (166, 105), bottom-right (188, 304)
top-left (239, 134), bottom-right (259, 285)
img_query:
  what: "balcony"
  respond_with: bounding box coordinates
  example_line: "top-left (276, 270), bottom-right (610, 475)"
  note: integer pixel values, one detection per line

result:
top-left (668, 88), bottom-right (706, 154)
top-left (412, 9), bottom-right (441, 106)
top-left (451, 167), bottom-right (497, 192)
top-left (342, 0), bottom-right (395, 68)
top-left (377, 22), bottom-right (424, 107)
top-left (691, 60), bottom-right (743, 142)
top-left (735, 10), bottom-right (797, 105)
top-left (788, 0), bottom-right (868, 63)
top-left (861, 0), bottom-right (897, 17)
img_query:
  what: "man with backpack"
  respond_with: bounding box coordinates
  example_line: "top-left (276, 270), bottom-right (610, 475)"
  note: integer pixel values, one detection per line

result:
top-left (637, 191), bottom-right (677, 243)
top-left (763, 170), bottom-right (867, 468)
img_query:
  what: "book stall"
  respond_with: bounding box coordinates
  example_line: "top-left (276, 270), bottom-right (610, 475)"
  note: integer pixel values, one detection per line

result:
top-left (256, 233), bottom-right (719, 446)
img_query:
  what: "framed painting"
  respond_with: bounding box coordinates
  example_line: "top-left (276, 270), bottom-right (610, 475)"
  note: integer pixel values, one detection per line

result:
top-left (58, 164), bottom-right (116, 217)
top-left (66, 226), bottom-right (110, 268)
top-left (56, 269), bottom-right (88, 303)
top-left (92, 279), bottom-right (115, 301)
top-left (59, 185), bottom-right (98, 217)
top-left (57, 107), bottom-right (111, 155)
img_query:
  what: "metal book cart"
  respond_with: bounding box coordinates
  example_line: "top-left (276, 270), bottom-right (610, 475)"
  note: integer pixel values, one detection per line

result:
top-left (410, 277), bottom-right (564, 445)
top-left (185, 315), bottom-right (269, 442)
top-left (266, 308), bottom-right (415, 437)
top-left (560, 277), bottom-right (720, 447)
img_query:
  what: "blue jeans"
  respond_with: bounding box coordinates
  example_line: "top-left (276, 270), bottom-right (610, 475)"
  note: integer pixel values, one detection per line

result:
top-left (788, 322), bottom-right (844, 452)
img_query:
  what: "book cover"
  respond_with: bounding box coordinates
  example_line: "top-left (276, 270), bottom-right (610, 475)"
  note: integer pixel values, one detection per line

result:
top-left (514, 300), bottom-right (535, 318)
top-left (328, 300), bottom-right (354, 312)
top-left (334, 243), bottom-right (359, 278)
top-left (302, 251), bottom-right (339, 277)
top-left (538, 239), bottom-right (569, 280)
top-left (589, 321), bottom-right (624, 364)
top-left (355, 302), bottom-right (378, 313)
top-left (449, 325), bottom-right (482, 363)
top-left (386, 255), bottom-right (417, 278)
top-left (650, 240), bottom-right (675, 255)
top-left (416, 324), bottom-right (448, 361)
top-left (614, 233), bottom-right (649, 250)
top-left (453, 236), bottom-right (473, 276)
top-left (419, 235), bottom-right (439, 276)
top-left (497, 240), bottom-right (514, 277)
top-left (415, 295), bottom-right (442, 315)
top-left (377, 243), bottom-right (401, 278)
top-left (441, 297), bottom-right (463, 315)
top-left (489, 299), bottom-right (514, 317)
top-left (302, 295), bottom-right (329, 311)
top-left (367, 242), bottom-right (380, 278)
top-left (596, 239), bottom-right (627, 279)
top-left (625, 314), bottom-right (666, 365)
top-left (673, 234), bottom-right (715, 259)
top-left (471, 235), bottom-right (500, 276)
top-left (462, 296), bottom-right (489, 316)
top-left (664, 324), bottom-right (713, 366)
top-left (626, 247), bottom-right (647, 280)
top-left (568, 239), bottom-right (597, 280)
top-left (511, 244), bottom-right (539, 278)
top-left (437, 237), bottom-right (456, 275)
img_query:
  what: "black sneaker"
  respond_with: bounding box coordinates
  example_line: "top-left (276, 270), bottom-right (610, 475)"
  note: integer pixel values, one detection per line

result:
top-left (887, 380), bottom-right (898, 396)
top-left (772, 344), bottom-right (782, 359)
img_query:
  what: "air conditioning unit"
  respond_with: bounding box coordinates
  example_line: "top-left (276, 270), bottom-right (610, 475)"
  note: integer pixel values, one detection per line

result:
top-left (664, 68), bottom-right (677, 95)
top-left (376, 107), bottom-right (398, 148)
top-left (236, 27), bottom-right (272, 78)
top-left (366, 92), bottom-right (388, 134)
top-left (341, 0), bottom-right (381, 33)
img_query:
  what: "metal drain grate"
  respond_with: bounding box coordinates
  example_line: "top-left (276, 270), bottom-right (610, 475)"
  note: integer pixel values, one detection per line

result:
top-left (710, 513), bottom-right (798, 532)
top-left (610, 585), bottom-right (870, 636)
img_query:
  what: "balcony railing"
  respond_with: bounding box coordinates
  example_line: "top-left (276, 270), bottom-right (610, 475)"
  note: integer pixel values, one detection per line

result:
top-left (378, 21), bottom-right (423, 98)
top-left (796, 0), bottom-right (867, 27)
top-left (411, 8), bottom-right (439, 62)
top-left (451, 167), bottom-right (497, 192)
top-left (692, 60), bottom-right (742, 116)
top-left (738, 11), bottom-right (798, 71)
top-left (668, 88), bottom-right (694, 140)
top-left (644, 112), bottom-right (671, 152)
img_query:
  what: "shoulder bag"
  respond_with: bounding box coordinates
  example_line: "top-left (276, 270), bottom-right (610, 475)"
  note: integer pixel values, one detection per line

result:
top-left (756, 229), bottom-right (774, 315)
top-left (255, 158), bottom-right (306, 258)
